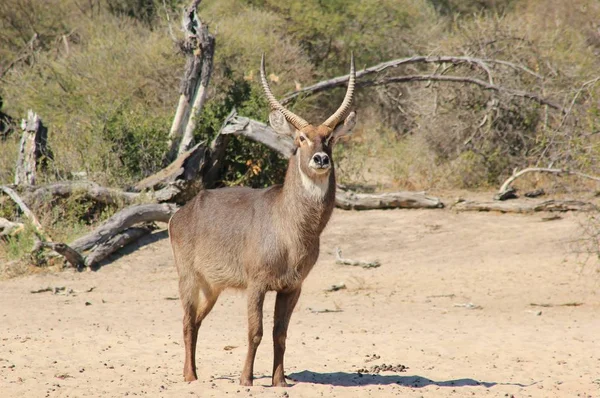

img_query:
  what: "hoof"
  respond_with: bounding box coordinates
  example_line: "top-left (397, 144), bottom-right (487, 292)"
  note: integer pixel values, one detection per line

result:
top-left (272, 381), bottom-right (290, 387)
top-left (239, 379), bottom-right (253, 386)
top-left (184, 374), bottom-right (198, 382)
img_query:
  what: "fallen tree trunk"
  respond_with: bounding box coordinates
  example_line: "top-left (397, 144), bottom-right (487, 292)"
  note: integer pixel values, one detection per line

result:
top-left (453, 199), bottom-right (597, 213)
top-left (69, 203), bottom-right (178, 253)
top-left (85, 226), bottom-right (153, 269)
top-left (335, 190), bottom-right (444, 210)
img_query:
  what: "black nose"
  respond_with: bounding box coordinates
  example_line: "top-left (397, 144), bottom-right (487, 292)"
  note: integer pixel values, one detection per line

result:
top-left (312, 153), bottom-right (330, 167)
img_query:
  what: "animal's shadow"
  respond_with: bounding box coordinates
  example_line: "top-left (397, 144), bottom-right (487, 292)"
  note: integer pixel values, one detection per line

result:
top-left (288, 371), bottom-right (533, 388)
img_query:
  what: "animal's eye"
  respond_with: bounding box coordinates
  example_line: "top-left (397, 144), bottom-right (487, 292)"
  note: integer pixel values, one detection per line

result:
top-left (299, 135), bottom-right (306, 142)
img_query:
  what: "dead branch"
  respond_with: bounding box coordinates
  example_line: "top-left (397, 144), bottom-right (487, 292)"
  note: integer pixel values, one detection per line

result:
top-left (220, 113), bottom-right (295, 159)
top-left (0, 185), bottom-right (49, 240)
top-left (23, 181), bottom-right (140, 206)
top-left (368, 75), bottom-right (563, 111)
top-left (335, 248), bottom-right (381, 269)
top-left (34, 241), bottom-right (85, 269)
top-left (0, 217), bottom-right (24, 236)
top-left (281, 55), bottom-right (558, 110)
top-left (454, 199), bottom-right (597, 213)
top-left (85, 226), bottom-right (153, 269)
top-left (69, 203), bottom-right (178, 253)
top-left (335, 190), bottom-right (444, 210)
top-left (136, 144), bottom-right (206, 191)
top-left (496, 167), bottom-right (600, 200)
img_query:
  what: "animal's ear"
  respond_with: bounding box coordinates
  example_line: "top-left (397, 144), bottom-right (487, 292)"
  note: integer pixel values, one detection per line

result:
top-left (330, 111), bottom-right (357, 144)
top-left (269, 110), bottom-right (296, 136)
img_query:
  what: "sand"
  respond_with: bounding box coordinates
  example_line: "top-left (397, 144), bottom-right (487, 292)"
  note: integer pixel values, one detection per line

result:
top-left (1, 208), bottom-right (599, 397)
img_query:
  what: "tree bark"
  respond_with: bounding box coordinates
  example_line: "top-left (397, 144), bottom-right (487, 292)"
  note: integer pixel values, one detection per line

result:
top-left (165, 1), bottom-right (215, 161)
top-left (0, 217), bottom-right (23, 236)
top-left (453, 199), bottom-right (597, 213)
top-left (335, 190), bottom-right (444, 210)
top-left (23, 181), bottom-right (139, 207)
top-left (15, 110), bottom-right (51, 186)
top-left (69, 203), bottom-right (178, 253)
top-left (219, 113), bottom-right (295, 159)
top-left (0, 185), bottom-right (49, 240)
top-left (84, 226), bottom-right (153, 269)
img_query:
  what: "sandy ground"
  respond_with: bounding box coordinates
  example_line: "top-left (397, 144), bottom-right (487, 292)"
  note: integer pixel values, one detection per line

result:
top-left (1, 207), bottom-right (599, 398)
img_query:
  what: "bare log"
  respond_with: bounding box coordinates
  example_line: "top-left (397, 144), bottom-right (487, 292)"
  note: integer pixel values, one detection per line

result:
top-left (35, 241), bottom-right (85, 269)
top-left (220, 114), bottom-right (295, 159)
top-left (0, 217), bottom-right (24, 236)
top-left (335, 190), bottom-right (444, 210)
top-left (23, 181), bottom-right (139, 207)
top-left (85, 226), bottom-right (153, 269)
top-left (454, 199), bottom-right (597, 213)
top-left (496, 167), bottom-right (600, 200)
top-left (281, 55), bottom-right (562, 112)
top-left (166, 1), bottom-right (215, 161)
top-left (0, 185), bottom-right (49, 240)
top-left (69, 203), bottom-right (178, 253)
top-left (15, 110), bottom-right (51, 185)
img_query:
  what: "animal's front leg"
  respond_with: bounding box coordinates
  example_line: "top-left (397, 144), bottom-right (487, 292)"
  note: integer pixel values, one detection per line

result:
top-left (272, 288), bottom-right (302, 387)
top-left (240, 286), bottom-right (266, 386)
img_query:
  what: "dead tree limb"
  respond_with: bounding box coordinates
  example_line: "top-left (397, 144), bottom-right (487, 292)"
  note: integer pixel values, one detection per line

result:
top-left (0, 185), bottom-right (49, 240)
top-left (134, 143), bottom-right (208, 203)
top-left (454, 199), bottom-right (597, 213)
top-left (69, 203), bottom-right (178, 253)
top-left (34, 241), bottom-right (85, 269)
top-left (85, 226), bottom-right (153, 269)
top-left (335, 190), bottom-right (444, 210)
top-left (15, 110), bottom-right (51, 185)
top-left (281, 56), bottom-right (561, 112)
top-left (23, 181), bottom-right (140, 206)
top-left (166, 0), bottom-right (215, 161)
top-left (220, 113), bottom-right (295, 158)
top-left (0, 217), bottom-right (24, 236)
top-left (369, 75), bottom-right (563, 110)
top-left (496, 167), bottom-right (600, 200)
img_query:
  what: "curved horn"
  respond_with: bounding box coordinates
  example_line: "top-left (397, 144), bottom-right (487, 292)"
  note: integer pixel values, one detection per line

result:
top-left (322, 53), bottom-right (355, 129)
top-left (260, 54), bottom-right (309, 130)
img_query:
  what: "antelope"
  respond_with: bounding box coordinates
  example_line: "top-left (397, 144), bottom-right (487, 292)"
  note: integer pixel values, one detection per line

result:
top-left (168, 54), bottom-right (356, 387)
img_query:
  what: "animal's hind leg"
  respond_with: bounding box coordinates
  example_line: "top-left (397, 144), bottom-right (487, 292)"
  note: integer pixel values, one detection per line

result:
top-left (181, 278), bottom-right (218, 382)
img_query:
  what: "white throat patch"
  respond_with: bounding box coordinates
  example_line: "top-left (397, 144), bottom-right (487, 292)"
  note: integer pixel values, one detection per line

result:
top-left (297, 155), bottom-right (329, 200)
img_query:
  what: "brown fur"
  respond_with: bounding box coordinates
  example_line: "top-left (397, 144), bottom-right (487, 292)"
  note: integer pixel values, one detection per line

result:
top-left (168, 120), bottom-right (354, 386)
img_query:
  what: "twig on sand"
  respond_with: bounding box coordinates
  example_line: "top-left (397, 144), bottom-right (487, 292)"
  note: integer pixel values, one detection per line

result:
top-left (335, 248), bottom-right (381, 269)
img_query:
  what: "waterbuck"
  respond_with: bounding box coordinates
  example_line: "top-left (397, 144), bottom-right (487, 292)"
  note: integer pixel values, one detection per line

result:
top-left (168, 54), bottom-right (356, 386)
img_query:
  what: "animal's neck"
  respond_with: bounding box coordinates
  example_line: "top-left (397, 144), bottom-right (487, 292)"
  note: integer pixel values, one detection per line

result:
top-left (279, 153), bottom-right (336, 236)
